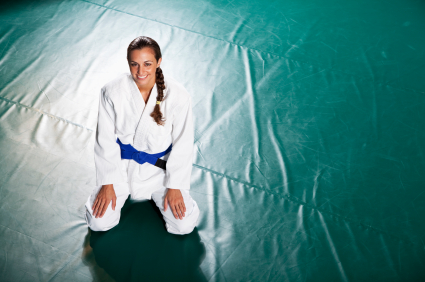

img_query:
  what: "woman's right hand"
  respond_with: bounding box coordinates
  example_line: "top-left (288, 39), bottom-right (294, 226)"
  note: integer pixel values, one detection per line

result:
top-left (92, 184), bottom-right (117, 218)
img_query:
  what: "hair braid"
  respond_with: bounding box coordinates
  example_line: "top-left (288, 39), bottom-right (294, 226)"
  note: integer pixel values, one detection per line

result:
top-left (150, 67), bottom-right (166, 125)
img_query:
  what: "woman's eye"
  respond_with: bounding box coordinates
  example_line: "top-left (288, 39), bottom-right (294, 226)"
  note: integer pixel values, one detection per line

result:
top-left (145, 63), bottom-right (151, 67)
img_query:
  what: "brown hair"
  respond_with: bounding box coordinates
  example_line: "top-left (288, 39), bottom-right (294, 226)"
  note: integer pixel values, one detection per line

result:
top-left (127, 36), bottom-right (165, 125)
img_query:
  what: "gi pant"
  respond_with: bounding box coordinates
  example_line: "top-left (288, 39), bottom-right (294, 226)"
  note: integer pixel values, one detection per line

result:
top-left (84, 182), bottom-right (200, 235)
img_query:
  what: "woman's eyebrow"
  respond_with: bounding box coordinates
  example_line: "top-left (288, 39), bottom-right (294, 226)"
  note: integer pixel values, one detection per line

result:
top-left (130, 60), bottom-right (153, 64)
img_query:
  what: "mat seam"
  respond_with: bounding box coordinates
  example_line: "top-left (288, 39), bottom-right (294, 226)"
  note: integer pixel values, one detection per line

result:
top-left (192, 164), bottom-right (420, 247)
top-left (0, 94), bottom-right (420, 248)
top-left (0, 223), bottom-right (85, 260)
top-left (79, 0), bottom-right (424, 95)
top-left (0, 96), bottom-right (94, 132)
top-left (0, 223), bottom-right (93, 281)
top-left (1, 94), bottom-right (421, 247)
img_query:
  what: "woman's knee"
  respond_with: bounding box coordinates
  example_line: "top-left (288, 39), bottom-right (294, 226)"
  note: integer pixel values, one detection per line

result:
top-left (167, 202), bottom-right (200, 235)
top-left (85, 208), bottom-right (119, 232)
top-left (166, 219), bottom-right (195, 235)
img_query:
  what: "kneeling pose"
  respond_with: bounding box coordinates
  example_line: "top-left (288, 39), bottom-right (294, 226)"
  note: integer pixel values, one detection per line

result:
top-left (85, 36), bottom-right (199, 235)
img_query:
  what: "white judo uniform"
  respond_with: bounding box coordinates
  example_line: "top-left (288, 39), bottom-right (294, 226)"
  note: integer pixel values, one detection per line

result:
top-left (85, 73), bottom-right (200, 235)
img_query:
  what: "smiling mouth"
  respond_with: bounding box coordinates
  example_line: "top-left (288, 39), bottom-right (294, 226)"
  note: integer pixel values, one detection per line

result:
top-left (137, 75), bottom-right (147, 80)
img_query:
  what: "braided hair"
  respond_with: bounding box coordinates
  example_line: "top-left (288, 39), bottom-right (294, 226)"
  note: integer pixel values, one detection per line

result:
top-left (151, 67), bottom-right (166, 125)
top-left (127, 36), bottom-right (166, 125)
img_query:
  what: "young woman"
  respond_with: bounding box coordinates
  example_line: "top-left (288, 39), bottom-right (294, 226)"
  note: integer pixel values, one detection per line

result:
top-left (84, 36), bottom-right (200, 235)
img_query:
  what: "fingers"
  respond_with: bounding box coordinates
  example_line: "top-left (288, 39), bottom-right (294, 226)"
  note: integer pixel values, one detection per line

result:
top-left (170, 203), bottom-right (186, 220)
top-left (92, 197), bottom-right (113, 218)
top-left (171, 205), bottom-right (181, 220)
top-left (112, 197), bottom-right (116, 211)
top-left (92, 188), bottom-right (106, 217)
top-left (92, 197), bottom-right (98, 211)
top-left (164, 197), bottom-right (168, 212)
top-left (92, 198), bottom-right (117, 218)
top-left (91, 184), bottom-right (117, 218)
top-left (101, 200), bottom-right (110, 218)
top-left (164, 190), bottom-right (188, 220)
top-left (176, 205), bottom-right (182, 219)
top-left (166, 197), bottom-right (182, 219)
top-left (92, 197), bottom-right (101, 217)
top-left (179, 203), bottom-right (186, 217)
top-left (97, 200), bottom-right (105, 218)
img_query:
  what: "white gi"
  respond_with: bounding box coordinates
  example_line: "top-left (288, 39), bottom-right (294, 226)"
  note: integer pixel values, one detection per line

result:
top-left (85, 73), bottom-right (200, 235)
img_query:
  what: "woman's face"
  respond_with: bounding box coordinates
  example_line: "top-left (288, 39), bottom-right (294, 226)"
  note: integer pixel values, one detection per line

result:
top-left (128, 47), bottom-right (162, 90)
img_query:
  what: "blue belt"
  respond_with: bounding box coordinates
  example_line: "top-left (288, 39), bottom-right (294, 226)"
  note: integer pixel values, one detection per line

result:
top-left (116, 138), bottom-right (172, 170)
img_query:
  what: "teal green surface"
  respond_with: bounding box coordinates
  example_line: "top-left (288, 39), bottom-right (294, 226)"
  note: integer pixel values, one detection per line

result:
top-left (0, 0), bottom-right (424, 281)
top-left (89, 199), bottom-right (206, 281)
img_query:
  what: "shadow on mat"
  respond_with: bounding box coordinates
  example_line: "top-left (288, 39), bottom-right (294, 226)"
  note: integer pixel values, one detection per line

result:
top-left (87, 199), bottom-right (207, 282)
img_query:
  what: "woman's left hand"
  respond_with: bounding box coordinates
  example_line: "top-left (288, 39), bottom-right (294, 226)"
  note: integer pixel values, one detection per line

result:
top-left (164, 189), bottom-right (186, 220)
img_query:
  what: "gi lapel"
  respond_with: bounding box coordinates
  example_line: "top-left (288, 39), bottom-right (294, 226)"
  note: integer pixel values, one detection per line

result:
top-left (127, 79), bottom-right (157, 190)
top-left (133, 83), bottom-right (157, 148)
top-left (128, 74), bottom-right (145, 126)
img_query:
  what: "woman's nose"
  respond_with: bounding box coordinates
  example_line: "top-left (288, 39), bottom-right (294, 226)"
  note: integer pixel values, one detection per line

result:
top-left (137, 66), bottom-right (146, 75)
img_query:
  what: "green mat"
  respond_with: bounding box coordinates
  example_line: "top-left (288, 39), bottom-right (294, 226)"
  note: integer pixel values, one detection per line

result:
top-left (0, 0), bottom-right (424, 281)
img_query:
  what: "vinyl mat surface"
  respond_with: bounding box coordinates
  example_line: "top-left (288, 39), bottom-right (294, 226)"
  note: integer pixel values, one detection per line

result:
top-left (0, 0), bottom-right (425, 281)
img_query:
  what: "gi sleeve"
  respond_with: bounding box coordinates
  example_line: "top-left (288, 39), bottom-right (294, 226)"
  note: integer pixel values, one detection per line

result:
top-left (164, 96), bottom-right (194, 190)
top-left (94, 88), bottom-right (126, 186)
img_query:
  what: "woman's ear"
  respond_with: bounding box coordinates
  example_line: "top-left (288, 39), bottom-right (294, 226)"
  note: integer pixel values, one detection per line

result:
top-left (157, 57), bottom-right (162, 68)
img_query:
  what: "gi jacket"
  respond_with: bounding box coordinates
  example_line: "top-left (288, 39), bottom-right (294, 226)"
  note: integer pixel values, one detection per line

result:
top-left (94, 73), bottom-right (194, 199)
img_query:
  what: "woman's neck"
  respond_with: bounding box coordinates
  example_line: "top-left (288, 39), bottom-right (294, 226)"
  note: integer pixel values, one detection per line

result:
top-left (137, 81), bottom-right (155, 103)
top-left (139, 87), bottom-right (153, 104)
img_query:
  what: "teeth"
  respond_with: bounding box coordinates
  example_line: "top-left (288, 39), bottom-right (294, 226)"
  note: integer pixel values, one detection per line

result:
top-left (138, 75), bottom-right (147, 79)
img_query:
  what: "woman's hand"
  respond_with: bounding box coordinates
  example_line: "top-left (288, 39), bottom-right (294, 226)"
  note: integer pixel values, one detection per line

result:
top-left (164, 189), bottom-right (186, 220)
top-left (92, 184), bottom-right (117, 218)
